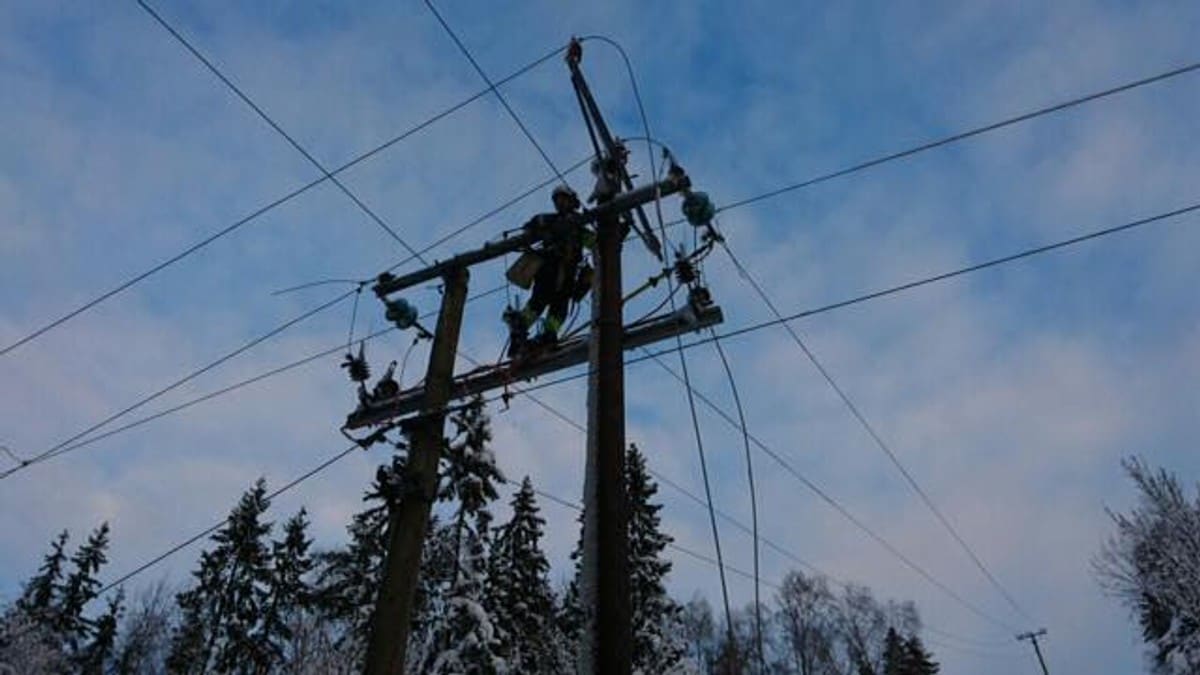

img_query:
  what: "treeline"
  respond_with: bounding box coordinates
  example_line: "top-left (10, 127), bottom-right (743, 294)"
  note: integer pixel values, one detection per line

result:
top-left (0, 399), bottom-right (938, 674)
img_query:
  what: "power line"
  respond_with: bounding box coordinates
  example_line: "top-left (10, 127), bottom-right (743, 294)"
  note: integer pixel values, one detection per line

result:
top-left (423, 0), bottom-right (567, 184)
top-left (96, 441), bottom-right (361, 597)
top-left (526, 470), bottom-right (1012, 653)
top-left (0, 38), bottom-right (566, 361)
top-left (5, 93), bottom-right (592, 480)
top-left (710, 60), bottom-right (1200, 217)
top-left (506, 200), bottom-right (1199, 402)
top-left (640, 350), bottom-right (1022, 633)
top-left (670, 329), bottom-right (736, 641)
top-left (708, 201), bottom-right (1200, 346)
top-left (710, 330), bottom-right (764, 665)
top-left (0, 290), bottom-right (355, 480)
top-left (495, 351), bottom-right (1018, 640)
top-left (421, 14), bottom-right (736, 666)
top-left (719, 240), bottom-right (1035, 623)
top-left (136, 0), bottom-right (425, 262)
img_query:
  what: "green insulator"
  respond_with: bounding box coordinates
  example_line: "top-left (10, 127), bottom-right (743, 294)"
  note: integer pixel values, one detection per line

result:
top-left (385, 298), bottom-right (418, 330)
top-left (682, 191), bottom-right (716, 226)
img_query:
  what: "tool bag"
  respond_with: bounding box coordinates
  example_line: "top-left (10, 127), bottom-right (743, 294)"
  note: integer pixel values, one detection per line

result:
top-left (506, 251), bottom-right (543, 289)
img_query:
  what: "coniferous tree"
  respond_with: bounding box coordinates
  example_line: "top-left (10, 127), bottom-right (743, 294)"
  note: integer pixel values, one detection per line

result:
top-left (55, 522), bottom-right (111, 653)
top-left (424, 397), bottom-right (505, 674)
top-left (17, 530), bottom-right (70, 624)
top-left (407, 516), bottom-right (457, 670)
top-left (263, 508), bottom-right (315, 669)
top-left (489, 476), bottom-right (569, 673)
top-left (313, 467), bottom-right (390, 662)
top-left (78, 588), bottom-right (124, 674)
top-left (556, 509), bottom-right (585, 648)
top-left (882, 627), bottom-right (906, 675)
top-left (902, 635), bottom-right (939, 675)
top-left (168, 478), bottom-right (274, 674)
top-left (626, 443), bottom-right (686, 672)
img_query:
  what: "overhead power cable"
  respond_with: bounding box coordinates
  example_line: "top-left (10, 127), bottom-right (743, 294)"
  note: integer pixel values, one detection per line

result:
top-left (4, 48), bottom-right (1190, 361)
top-left (423, 0), bottom-right (567, 185)
top-left (639, 349), bottom-right (1021, 633)
top-left (709, 331), bottom-right (764, 663)
top-left (136, 0), bottom-right (425, 262)
top-left (705, 201), bottom-right (1200, 347)
top-left (509, 200), bottom-right (1199, 418)
top-left (707, 60), bottom-right (1200, 218)
top-left (96, 441), bottom-right (361, 597)
top-left (0, 290), bottom-right (355, 480)
top-left (424, 14), bottom-right (743, 647)
top-left (0, 37), bottom-right (567, 361)
top-left (525, 471), bottom-right (1012, 652)
top-left (720, 240), bottom-right (1035, 624)
top-left (6, 27), bottom-right (590, 482)
top-left (19, 287), bottom-right (509, 467)
top-left (486, 351), bottom-right (1015, 642)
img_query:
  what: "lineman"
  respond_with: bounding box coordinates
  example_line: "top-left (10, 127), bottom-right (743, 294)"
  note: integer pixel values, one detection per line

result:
top-left (503, 184), bottom-right (594, 357)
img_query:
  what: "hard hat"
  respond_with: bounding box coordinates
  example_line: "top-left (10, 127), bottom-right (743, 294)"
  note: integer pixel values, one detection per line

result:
top-left (552, 184), bottom-right (579, 203)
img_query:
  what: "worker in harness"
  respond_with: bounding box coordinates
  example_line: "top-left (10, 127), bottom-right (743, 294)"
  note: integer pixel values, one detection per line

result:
top-left (503, 184), bottom-right (594, 357)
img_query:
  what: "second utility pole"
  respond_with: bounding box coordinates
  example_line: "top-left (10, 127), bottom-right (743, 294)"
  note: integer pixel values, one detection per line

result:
top-left (364, 266), bottom-right (469, 675)
top-left (1017, 628), bottom-right (1051, 675)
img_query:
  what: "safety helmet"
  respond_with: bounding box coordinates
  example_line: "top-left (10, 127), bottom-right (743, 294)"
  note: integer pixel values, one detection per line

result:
top-left (552, 184), bottom-right (579, 207)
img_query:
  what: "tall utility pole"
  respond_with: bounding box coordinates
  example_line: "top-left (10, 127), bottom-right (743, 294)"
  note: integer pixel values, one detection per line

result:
top-left (1016, 628), bottom-right (1051, 675)
top-left (568, 40), bottom-right (633, 675)
top-left (364, 267), bottom-right (469, 675)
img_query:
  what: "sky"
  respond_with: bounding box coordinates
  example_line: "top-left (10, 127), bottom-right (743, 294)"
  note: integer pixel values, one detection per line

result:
top-left (1, 1), bottom-right (1198, 672)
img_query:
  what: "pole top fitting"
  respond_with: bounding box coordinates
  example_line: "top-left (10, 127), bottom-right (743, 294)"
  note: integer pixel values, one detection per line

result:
top-left (567, 37), bottom-right (583, 66)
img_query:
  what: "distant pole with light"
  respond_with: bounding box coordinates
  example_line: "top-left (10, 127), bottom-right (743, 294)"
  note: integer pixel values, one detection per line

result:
top-left (1016, 628), bottom-right (1050, 675)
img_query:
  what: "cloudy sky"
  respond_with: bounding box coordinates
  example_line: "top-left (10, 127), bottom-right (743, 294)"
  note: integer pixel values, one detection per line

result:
top-left (2, 1), bottom-right (1199, 672)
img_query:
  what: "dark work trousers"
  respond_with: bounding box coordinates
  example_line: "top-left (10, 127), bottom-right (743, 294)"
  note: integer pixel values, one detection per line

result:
top-left (525, 252), bottom-right (571, 333)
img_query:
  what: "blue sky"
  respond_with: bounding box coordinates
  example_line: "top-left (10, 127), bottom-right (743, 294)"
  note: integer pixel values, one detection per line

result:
top-left (2, 1), bottom-right (1199, 672)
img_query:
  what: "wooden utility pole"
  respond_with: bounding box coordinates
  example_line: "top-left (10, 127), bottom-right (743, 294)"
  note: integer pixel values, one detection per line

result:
top-left (364, 266), bottom-right (469, 675)
top-left (569, 40), bottom-right (632, 675)
top-left (578, 182), bottom-right (632, 674)
top-left (1017, 628), bottom-right (1051, 675)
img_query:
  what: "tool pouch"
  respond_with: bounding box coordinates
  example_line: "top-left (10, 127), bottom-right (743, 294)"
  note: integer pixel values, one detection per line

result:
top-left (506, 251), bottom-right (543, 289)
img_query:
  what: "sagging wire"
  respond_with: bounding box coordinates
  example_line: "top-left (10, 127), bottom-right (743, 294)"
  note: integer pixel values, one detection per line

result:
top-left (710, 330), bottom-right (764, 669)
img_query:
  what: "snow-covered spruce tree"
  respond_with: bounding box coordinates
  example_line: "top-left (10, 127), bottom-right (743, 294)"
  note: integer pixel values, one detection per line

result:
top-left (262, 508), bottom-right (315, 670)
top-left (168, 478), bottom-right (274, 674)
top-left (407, 516), bottom-right (458, 670)
top-left (1095, 457), bottom-right (1200, 673)
top-left (626, 443), bottom-right (686, 672)
top-left (488, 476), bottom-right (570, 673)
top-left (556, 509), bottom-right (585, 647)
top-left (423, 396), bottom-right (506, 674)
